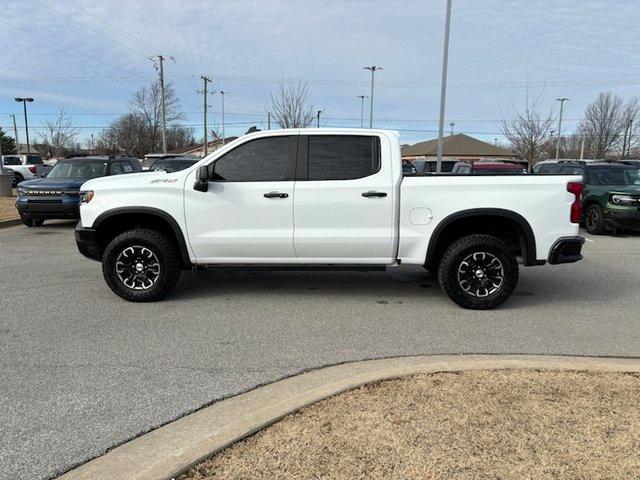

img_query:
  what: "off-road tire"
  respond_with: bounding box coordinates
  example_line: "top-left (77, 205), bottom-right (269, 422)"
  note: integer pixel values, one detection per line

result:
top-left (437, 234), bottom-right (519, 310)
top-left (585, 204), bottom-right (606, 235)
top-left (102, 228), bottom-right (181, 302)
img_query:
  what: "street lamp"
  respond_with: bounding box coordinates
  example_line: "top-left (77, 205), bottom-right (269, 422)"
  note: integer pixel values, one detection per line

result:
top-left (363, 66), bottom-right (382, 128)
top-left (435, 0), bottom-right (453, 174)
top-left (555, 97), bottom-right (569, 160)
top-left (14, 97), bottom-right (34, 153)
top-left (316, 110), bottom-right (322, 128)
top-left (220, 91), bottom-right (229, 144)
top-left (357, 95), bottom-right (368, 128)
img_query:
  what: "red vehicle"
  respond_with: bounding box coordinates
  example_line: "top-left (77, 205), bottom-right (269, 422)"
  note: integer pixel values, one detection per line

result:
top-left (451, 161), bottom-right (527, 175)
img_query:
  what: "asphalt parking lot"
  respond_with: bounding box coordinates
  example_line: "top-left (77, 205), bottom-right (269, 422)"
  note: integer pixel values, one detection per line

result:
top-left (1, 221), bottom-right (639, 480)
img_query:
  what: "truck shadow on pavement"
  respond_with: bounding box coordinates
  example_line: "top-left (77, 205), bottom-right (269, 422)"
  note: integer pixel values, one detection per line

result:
top-left (169, 264), bottom-right (621, 309)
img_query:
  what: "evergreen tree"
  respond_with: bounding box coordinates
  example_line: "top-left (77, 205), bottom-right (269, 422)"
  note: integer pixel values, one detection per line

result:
top-left (0, 127), bottom-right (17, 155)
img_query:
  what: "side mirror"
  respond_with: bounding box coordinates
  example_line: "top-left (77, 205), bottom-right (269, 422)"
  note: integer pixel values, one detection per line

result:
top-left (194, 165), bottom-right (209, 192)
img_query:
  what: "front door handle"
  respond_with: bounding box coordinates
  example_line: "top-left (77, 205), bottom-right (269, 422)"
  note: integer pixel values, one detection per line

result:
top-left (264, 191), bottom-right (289, 199)
top-left (362, 191), bottom-right (387, 198)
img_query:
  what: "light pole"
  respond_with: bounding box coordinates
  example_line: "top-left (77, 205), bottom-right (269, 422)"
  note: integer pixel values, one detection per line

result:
top-left (316, 110), bottom-right (322, 128)
top-left (363, 66), bottom-right (382, 128)
top-left (220, 91), bottom-right (228, 144)
top-left (357, 95), bottom-right (368, 128)
top-left (555, 97), bottom-right (568, 160)
top-left (435, 0), bottom-right (453, 174)
top-left (449, 121), bottom-right (455, 136)
top-left (14, 97), bottom-right (34, 153)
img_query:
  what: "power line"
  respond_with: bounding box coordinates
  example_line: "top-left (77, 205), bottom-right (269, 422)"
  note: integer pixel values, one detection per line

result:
top-left (0, 18), bottom-right (146, 79)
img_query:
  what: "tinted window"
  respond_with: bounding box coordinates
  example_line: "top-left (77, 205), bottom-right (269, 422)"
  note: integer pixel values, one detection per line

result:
top-left (561, 166), bottom-right (584, 175)
top-left (27, 155), bottom-right (43, 165)
top-left (110, 161), bottom-right (133, 175)
top-left (308, 135), bottom-right (379, 180)
top-left (588, 167), bottom-right (640, 186)
top-left (2, 156), bottom-right (21, 165)
top-left (213, 137), bottom-right (290, 182)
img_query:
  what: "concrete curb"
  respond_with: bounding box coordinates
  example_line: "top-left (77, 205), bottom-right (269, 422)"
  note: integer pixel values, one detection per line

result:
top-left (58, 354), bottom-right (640, 480)
top-left (0, 217), bottom-right (20, 229)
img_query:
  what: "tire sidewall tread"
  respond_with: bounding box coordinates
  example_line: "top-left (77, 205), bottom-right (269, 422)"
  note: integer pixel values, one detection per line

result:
top-left (102, 228), bottom-right (181, 302)
top-left (437, 234), bottom-right (519, 310)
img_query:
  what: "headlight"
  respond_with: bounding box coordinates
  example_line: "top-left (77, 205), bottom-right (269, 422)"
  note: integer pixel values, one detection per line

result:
top-left (610, 194), bottom-right (639, 206)
top-left (79, 190), bottom-right (94, 204)
top-left (17, 187), bottom-right (28, 196)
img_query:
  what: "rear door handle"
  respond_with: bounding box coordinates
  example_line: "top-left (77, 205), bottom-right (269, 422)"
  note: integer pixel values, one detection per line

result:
top-left (361, 191), bottom-right (387, 198)
top-left (264, 191), bottom-right (289, 199)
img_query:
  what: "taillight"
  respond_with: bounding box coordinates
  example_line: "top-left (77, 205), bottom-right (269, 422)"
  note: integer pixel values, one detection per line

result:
top-left (28, 165), bottom-right (37, 174)
top-left (567, 182), bottom-right (583, 223)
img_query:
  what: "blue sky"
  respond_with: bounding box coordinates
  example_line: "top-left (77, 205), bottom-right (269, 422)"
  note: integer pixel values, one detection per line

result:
top-left (1, 0), bottom-right (639, 148)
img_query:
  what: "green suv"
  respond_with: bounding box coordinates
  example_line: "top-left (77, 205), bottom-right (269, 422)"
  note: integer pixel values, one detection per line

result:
top-left (533, 160), bottom-right (640, 234)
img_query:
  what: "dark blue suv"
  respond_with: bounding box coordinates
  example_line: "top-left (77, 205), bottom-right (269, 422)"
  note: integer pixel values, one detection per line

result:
top-left (16, 155), bottom-right (141, 227)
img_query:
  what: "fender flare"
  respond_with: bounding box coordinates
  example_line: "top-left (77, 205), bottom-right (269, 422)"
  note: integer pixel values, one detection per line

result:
top-left (425, 208), bottom-right (538, 267)
top-left (93, 207), bottom-right (191, 268)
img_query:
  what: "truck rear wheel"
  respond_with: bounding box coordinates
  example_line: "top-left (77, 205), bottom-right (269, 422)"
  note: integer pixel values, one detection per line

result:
top-left (102, 228), bottom-right (181, 302)
top-left (437, 234), bottom-right (518, 310)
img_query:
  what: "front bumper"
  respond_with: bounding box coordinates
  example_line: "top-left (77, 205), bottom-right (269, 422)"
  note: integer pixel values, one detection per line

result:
top-left (16, 199), bottom-right (80, 219)
top-left (548, 236), bottom-right (585, 265)
top-left (603, 208), bottom-right (640, 230)
top-left (75, 225), bottom-right (101, 261)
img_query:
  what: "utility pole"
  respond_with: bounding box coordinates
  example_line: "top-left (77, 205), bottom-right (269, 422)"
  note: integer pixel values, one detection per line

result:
top-left (220, 91), bottom-right (228, 144)
top-left (555, 97), bottom-right (568, 160)
top-left (449, 121), bottom-right (455, 136)
top-left (152, 55), bottom-right (168, 153)
top-left (580, 134), bottom-right (586, 160)
top-left (267, 112), bottom-right (271, 130)
top-left (357, 95), bottom-right (368, 128)
top-left (201, 75), bottom-right (212, 156)
top-left (90, 133), bottom-right (94, 153)
top-left (317, 110), bottom-right (322, 128)
top-left (14, 97), bottom-right (34, 153)
top-left (363, 66), bottom-right (382, 128)
top-left (435, 0), bottom-right (453, 173)
top-left (10, 114), bottom-right (19, 154)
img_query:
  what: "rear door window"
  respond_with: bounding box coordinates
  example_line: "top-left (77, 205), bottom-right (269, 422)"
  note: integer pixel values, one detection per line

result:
top-left (306, 135), bottom-right (380, 181)
top-left (27, 155), bottom-right (43, 165)
top-left (2, 156), bottom-right (21, 165)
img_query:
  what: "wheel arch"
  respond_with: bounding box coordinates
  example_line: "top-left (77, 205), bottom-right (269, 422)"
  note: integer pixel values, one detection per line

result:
top-left (425, 208), bottom-right (538, 269)
top-left (93, 207), bottom-right (192, 268)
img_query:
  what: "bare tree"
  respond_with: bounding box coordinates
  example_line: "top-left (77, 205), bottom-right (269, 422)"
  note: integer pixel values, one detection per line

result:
top-left (267, 80), bottom-right (314, 128)
top-left (620, 97), bottom-right (640, 158)
top-left (38, 107), bottom-right (80, 154)
top-left (499, 94), bottom-right (555, 168)
top-left (579, 92), bottom-right (633, 159)
top-left (128, 80), bottom-right (184, 152)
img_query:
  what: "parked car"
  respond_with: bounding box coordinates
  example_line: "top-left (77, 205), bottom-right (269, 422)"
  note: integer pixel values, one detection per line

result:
top-left (141, 153), bottom-right (198, 170)
top-left (148, 156), bottom-right (199, 173)
top-left (15, 155), bottom-right (141, 227)
top-left (412, 159), bottom-right (458, 173)
top-left (1, 154), bottom-right (46, 186)
top-left (533, 160), bottom-right (640, 234)
top-left (451, 161), bottom-right (527, 175)
top-left (75, 129), bottom-right (584, 309)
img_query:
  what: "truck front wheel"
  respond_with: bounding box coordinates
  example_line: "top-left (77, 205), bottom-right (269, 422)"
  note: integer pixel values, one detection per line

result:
top-left (102, 228), bottom-right (181, 302)
top-left (437, 234), bottom-right (518, 310)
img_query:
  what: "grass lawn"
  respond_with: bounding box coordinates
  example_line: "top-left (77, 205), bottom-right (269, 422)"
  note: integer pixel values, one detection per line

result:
top-left (0, 192), bottom-right (18, 222)
top-left (179, 370), bottom-right (640, 480)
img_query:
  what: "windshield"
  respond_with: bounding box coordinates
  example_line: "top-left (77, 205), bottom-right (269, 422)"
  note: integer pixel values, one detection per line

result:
top-left (47, 160), bottom-right (108, 179)
top-left (589, 167), bottom-right (640, 186)
top-left (150, 159), bottom-right (197, 173)
top-left (2, 156), bottom-right (21, 165)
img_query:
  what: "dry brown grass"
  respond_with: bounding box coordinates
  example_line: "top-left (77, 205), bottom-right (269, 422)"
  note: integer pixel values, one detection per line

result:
top-left (179, 370), bottom-right (640, 480)
top-left (0, 193), bottom-right (19, 222)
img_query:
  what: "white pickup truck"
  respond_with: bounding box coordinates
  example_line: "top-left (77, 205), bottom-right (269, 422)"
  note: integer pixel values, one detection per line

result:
top-left (75, 128), bottom-right (585, 309)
